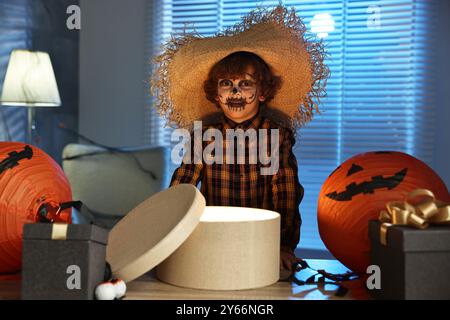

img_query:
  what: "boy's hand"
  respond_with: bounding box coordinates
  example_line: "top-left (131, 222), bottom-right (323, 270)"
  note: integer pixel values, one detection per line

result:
top-left (280, 249), bottom-right (302, 271)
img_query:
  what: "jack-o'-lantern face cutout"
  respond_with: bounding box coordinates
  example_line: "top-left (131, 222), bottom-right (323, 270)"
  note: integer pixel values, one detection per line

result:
top-left (326, 156), bottom-right (408, 201)
top-left (317, 151), bottom-right (450, 274)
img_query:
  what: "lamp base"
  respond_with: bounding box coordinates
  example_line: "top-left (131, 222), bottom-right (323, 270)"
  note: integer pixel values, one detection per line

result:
top-left (27, 108), bottom-right (36, 144)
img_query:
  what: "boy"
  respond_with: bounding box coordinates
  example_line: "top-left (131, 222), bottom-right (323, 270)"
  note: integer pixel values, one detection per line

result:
top-left (152, 5), bottom-right (328, 272)
top-left (171, 51), bottom-right (303, 271)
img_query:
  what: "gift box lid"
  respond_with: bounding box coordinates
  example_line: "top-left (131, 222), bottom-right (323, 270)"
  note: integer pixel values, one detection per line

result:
top-left (369, 220), bottom-right (450, 252)
top-left (106, 184), bottom-right (206, 283)
top-left (23, 223), bottom-right (109, 245)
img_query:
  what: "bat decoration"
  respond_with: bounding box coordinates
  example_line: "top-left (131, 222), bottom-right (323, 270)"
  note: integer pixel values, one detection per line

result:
top-left (326, 168), bottom-right (408, 201)
top-left (0, 145), bottom-right (33, 175)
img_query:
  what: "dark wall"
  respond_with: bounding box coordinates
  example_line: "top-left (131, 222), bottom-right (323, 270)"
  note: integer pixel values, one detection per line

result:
top-left (31, 0), bottom-right (80, 164)
top-left (79, 0), bottom-right (147, 148)
top-left (434, 0), bottom-right (450, 188)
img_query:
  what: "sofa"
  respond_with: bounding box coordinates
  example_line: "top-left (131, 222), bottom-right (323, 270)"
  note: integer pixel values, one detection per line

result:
top-left (62, 143), bottom-right (169, 228)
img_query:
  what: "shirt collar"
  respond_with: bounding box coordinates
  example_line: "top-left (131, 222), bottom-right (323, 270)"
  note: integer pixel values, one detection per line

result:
top-left (223, 110), bottom-right (262, 130)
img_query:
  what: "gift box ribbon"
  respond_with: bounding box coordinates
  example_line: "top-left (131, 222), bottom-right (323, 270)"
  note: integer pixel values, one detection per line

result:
top-left (378, 189), bottom-right (450, 245)
top-left (51, 223), bottom-right (69, 240)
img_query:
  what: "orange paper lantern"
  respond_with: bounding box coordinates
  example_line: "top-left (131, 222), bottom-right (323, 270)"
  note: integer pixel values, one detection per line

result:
top-left (0, 142), bottom-right (72, 274)
top-left (318, 151), bottom-right (450, 274)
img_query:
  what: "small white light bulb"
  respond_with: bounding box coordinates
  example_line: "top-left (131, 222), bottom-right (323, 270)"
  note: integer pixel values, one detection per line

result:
top-left (112, 279), bottom-right (127, 299)
top-left (95, 282), bottom-right (116, 300)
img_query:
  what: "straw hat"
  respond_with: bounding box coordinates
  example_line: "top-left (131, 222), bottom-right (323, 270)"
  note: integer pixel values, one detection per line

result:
top-left (151, 5), bottom-right (329, 129)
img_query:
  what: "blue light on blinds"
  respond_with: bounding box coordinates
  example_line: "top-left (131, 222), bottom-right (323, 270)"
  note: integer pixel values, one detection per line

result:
top-left (311, 13), bottom-right (336, 38)
top-left (145, 0), bottom-right (437, 250)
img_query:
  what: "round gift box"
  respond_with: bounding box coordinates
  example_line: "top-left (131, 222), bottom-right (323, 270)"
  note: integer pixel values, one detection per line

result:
top-left (156, 206), bottom-right (280, 290)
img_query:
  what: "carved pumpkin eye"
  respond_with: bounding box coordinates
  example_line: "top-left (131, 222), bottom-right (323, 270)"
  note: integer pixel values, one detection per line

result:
top-left (346, 163), bottom-right (363, 176)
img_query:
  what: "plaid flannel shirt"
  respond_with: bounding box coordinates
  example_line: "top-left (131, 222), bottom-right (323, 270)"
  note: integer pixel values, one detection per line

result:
top-left (170, 112), bottom-right (304, 253)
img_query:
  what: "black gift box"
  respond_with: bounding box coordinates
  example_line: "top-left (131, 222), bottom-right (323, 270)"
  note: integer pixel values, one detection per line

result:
top-left (22, 223), bottom-right (109, 300)
top-left (369, 220), bottom-right (450, 300)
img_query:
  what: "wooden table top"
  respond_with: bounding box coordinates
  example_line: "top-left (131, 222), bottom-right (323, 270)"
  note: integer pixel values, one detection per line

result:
top-left (0, 259), bottom-right (370, 300)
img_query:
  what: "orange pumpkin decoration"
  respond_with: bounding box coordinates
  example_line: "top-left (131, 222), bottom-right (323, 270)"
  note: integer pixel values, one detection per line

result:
top-left (318, 151), bottom-right (450, 274)
top-left (0, 142), bottom-right (72, 274)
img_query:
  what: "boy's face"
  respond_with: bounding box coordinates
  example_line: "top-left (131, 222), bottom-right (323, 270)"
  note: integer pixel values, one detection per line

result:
top-left (215, 66), bottom-right (265, 123)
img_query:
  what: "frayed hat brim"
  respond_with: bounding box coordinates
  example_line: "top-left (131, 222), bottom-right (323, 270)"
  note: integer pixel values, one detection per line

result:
top-left (151, 5), bottom-right (329, 129)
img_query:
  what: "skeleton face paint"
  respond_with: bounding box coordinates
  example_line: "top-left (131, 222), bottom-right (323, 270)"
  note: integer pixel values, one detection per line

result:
top-left (215, 67), bottom-right (265, 123)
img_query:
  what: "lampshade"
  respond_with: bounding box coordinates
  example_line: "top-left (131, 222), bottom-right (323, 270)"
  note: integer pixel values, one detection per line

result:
top-left (0, 50), bottom-right (61, 107)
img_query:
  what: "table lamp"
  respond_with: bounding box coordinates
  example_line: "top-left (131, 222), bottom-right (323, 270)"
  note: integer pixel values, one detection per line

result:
top-left (0, 49), bottom-right (61, 143)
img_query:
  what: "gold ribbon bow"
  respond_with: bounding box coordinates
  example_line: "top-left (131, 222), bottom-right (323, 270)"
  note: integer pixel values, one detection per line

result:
top-left (378, 189), bottom-right (450, 245)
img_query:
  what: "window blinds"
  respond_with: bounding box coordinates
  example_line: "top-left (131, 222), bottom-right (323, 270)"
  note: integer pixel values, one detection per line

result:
top-left (145, 0), bottom-right (437, 250)
top-left (0, 0), bottom-right (29, 142)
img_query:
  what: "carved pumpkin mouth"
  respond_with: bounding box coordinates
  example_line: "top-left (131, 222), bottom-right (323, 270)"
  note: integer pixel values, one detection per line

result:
top-left (325, 168), bottom-right (408, 201)
top-left (0, 145), bottom-right (33, 175)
